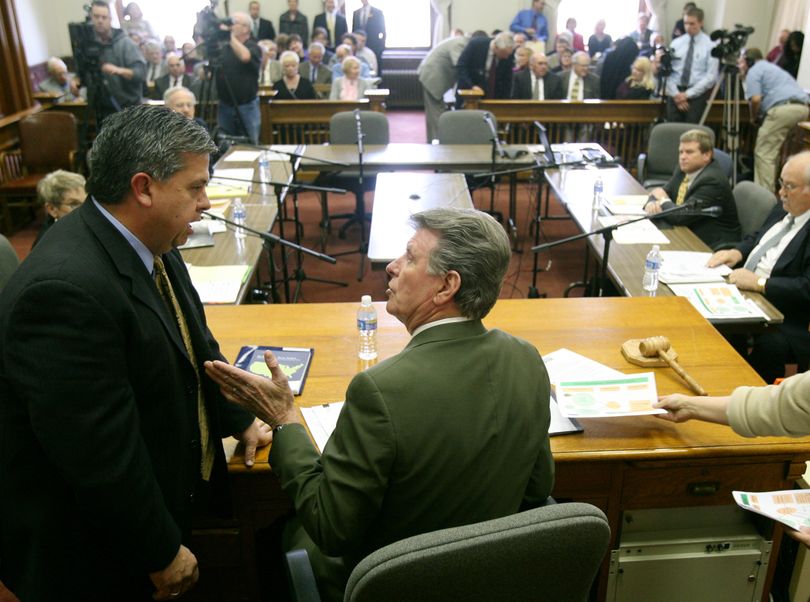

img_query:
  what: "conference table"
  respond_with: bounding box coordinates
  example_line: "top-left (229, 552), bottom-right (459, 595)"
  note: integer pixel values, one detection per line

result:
top-left (195, 297), bottom-right (810, 601)
top-left (543, 158), bottom-right (784, 330)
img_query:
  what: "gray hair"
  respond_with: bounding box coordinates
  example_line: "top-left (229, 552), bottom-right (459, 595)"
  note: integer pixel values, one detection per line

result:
top-left (409, 208), bottom-right (510, 320)
top-left (280, 50), bottom-right (300, 65)
top-left (493, 31), bottom-right (515, 50)
top-left (309, 41), bottom-right (325, 54)
top-left (680, 128), bottom-right (713, 153)
top-left (37, 170), bottom-right (86, 206)
top-left (163, 85), bottom-right (196, 103)
top-left (556, 31), bottom-right (572, 46)
top-left (47, 57), bottom-right (67, 74)
top-left (87, 105), bottom-right (215, 205)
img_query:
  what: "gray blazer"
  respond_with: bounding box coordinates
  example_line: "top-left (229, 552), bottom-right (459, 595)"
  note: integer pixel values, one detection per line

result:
top-left (417, 35), bottom-right (469, 100)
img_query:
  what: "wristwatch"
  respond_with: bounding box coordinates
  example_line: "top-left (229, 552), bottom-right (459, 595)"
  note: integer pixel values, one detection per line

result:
top-left (273, 423), bottom-right (288, 436)
top-left (756, 277), bottom-right (767, 293)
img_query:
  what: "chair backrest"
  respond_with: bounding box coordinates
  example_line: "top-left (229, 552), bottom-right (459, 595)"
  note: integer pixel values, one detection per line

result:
top-left (0, 234), bottom-right (20, 293)
top-left (437, 110), bottom-right (497, 145)
top-left (330, 111), bottom-right (389, 145)
top-left (19, 111), bottom-right (79, 173)
top-left (644, 122), bottom-right (713, 178)
top-left (344, 502), bottom-right (610, 602)
top-left (733, 181), bottom-right (778, 238)
top-left (713, 148), bottom-right (733, 180)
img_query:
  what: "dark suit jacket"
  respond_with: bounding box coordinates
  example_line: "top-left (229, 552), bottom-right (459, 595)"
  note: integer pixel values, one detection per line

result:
top-left (456, 36), bottom-right (515, 106)
top-left (299, 61), bottom-right (332, 86)
top-left (657, 161), bottom-right (741, 249)
top-left (737, 206), bottom-right (810, 359)
top-left (511, 69), bottom-right (563, 100)
top-left (256, 17), bottom-right (276, 40)
top-left (272, 76), bottom-right (317, 100)
top-left (270, 320), bottom-right (554, 600)
top-left (0, 199), bottom-right (253, 600)
top-left (352, 6), bottom-right (386, 57)
top-left (152, 73), bottom-right (195, 100)
top-left (560, 70), bottom-right (601, 99)
top-left (313, 12), bottom-right (347, 48)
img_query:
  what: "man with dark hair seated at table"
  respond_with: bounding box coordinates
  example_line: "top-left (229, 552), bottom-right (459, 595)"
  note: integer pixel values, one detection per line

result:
top-left (204, 207), bottom-right (555, 602)
top-left (644, 128), bottom-right (741, 249)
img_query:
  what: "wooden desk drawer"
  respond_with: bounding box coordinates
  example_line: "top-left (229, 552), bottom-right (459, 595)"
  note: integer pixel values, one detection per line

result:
top-left (622, 461), bottom-right (791, 509)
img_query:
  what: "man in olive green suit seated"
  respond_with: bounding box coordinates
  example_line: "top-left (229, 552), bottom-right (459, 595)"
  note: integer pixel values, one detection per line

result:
top-left (205, 208), bottom-right (555, 601)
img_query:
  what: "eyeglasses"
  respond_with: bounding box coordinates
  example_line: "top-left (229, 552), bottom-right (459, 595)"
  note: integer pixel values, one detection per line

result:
top-left (778, 178), bottom-right (805, 192)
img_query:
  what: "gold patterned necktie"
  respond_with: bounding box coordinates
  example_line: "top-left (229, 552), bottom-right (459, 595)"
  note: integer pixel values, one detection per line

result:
top-left (154, 256), bottom-right (215, 481)
top-left (675, 174), bottom-right (690, 205)
top-left (570, 76), bottom-right (581, 100)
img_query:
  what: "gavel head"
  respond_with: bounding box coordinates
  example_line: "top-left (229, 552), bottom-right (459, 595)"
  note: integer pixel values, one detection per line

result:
top-left (639, 335), bottom-right (671, 357)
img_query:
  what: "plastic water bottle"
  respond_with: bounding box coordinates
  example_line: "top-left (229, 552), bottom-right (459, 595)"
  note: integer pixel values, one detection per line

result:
top-left (258, 150), bottom-right (271, 187)
top-left (642, 245), bottom-right (662, 293)
top-left (592, 175), bottom-right (604, 212)
top-left (357, 295), bottom-right (378, 360)
top-left (232, 198), bottom-right (247, 240)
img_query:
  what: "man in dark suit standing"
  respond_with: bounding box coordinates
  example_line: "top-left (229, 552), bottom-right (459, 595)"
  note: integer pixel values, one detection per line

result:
top-left (511, 52), bottom-right (563, 100)
top-left (313, 0), bottom-right (347, 51)
top-left (205, 207), bottom-right (554, 602)
top-left (0, 105), bottom-right (271, 601)
top-left (352, 0), bottom-right (385, 75)
top-left (248, 0), bottom-right (276, 40)
top-left (456, 31), bottom-right (516, 107)
top-left (153, 53), bottom-right (195, 100)
top-left (644, 128), bottom-right (740, 249)
top-left (708, 151), bottom-right (810, 383)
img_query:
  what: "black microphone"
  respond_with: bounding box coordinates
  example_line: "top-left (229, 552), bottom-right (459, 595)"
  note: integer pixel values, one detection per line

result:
top-left (679, 206), bottom-right (723, 218)
top-left (482, 112), bottom-right (506, 159)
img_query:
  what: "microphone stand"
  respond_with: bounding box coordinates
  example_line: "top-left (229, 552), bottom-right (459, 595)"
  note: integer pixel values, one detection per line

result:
top-left (482, 112), bottom-right (505, 223)
top-left (532, 199), bottom-right (704, 298)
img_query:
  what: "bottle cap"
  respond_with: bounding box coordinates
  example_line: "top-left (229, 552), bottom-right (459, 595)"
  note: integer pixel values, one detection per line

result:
top-left (361, 294), bottom-right (372, 305)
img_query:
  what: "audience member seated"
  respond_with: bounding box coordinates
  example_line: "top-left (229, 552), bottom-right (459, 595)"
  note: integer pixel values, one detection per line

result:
top-left (153, 53), bottom-right (195, 100)
top-left (767, 29), bottom-right (790, 63)
top-left (546, 31), bottom-right (571, 71)
top-left (273, 50), bottom-right (316, 99)
top-left (456, 31), bottom-right (515, 106)
top-left (162, 35), bottom-right (176, 55)
top-left (38, 57), bottom-right (80, 101)
top-left (353, 29), bottom-right (378, 75)
top-left (181, 42), bottom-right (200, 75)
top-left (142, 40), bottom-right (166, 92)
top-left (258, 39), bottom-right (283, 86)
top-left (588, 19), bottom-right (612, 57)
top-left (778, 31), bottom-right (804, 79)
top-left (279, 0), bottom-right (309, 46)
top-left (32, 170), bottom-right (86, 249)
top-left (164, 86), bottom-right (208, 131)
top-left (671, 1), bottom-right (696, 39)
top-left (330, 56), bottom-right (374, 100)
top-left (299, 41), bottom-right (332, 96)
top-left (615, 56), bottom-right (655, 99)
top-left (564, 18), bottom-right (585, 52)
top-left (707, 151), bottom-right (810, 383)
top-left (644, 129), bottom-right (741, 249)
top-left (599, 36), bottom-right (639, 99)
top-left (288, 33), bottom-right (306, 61)
top-left (551, 48), bottom-right (572, 74)
top-left (509, 0), bottom-right (548, 42)
top-left (511, 52), bottom-right (563, 100)
top-left (330, 43), bottom-right (371, 80)
top-left (562, 51), bottom-right (599, 100)
top-left (513, 45), bottom-right (533, 72)
top-left (310, 27), bottom-right (335, 63)
top-left (275, 32), bottom-right (290, 52)
top-left (513, 32), bottom-right (527, 47)
top-left (629, 12), bottom-right (654, 55)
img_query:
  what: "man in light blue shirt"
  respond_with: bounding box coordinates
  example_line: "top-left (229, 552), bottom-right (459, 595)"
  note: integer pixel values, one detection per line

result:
top-left (739, 47), bottom-right (809, 193)
top-left (665, 6), bottom-right (718, 123)
top-left (510, 0), bottom-right (548, 43)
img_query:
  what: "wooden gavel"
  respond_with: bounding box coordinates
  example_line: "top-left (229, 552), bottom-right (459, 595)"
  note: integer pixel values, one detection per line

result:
top-left (639, 336), bottom-right (707, 396)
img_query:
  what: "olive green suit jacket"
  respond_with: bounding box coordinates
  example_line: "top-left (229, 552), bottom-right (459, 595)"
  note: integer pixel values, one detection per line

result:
top-left (270, 319), bottom-right (554, 600)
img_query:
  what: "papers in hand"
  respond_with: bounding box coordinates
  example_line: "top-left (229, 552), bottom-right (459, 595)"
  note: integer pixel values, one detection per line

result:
top-left (667, 283), bottom-right (768, 321)
top-left (733, 490), bottom-right (810, 532)
top-left (598, 215), bottom-right (671, 245)
top-left (187, 264), bottom-right (251, 304)
top-left (234, 345), bottom-right (314, 395)
top-left (554, 372), bottom-right (664, 418)
top-left (301, 402), bottom-right (344, 453)
top-left (605, 195), bottom-right (649, 216)
top-left (658, 251), bottom-right (731, 284)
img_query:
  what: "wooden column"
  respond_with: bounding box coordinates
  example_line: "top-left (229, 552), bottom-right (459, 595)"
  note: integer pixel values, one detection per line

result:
top-left (0, 0), bottom-right (33, 117)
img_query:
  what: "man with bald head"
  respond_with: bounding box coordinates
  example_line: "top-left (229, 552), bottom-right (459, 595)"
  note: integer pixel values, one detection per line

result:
top-left (153, 53), bottom-right (195, 100)
top-left (215, 11), bottom-right (262, 143)
top-left (709, 151), bottom-right (810, 382)
top-left (511, 52), bottom-right (563, 100)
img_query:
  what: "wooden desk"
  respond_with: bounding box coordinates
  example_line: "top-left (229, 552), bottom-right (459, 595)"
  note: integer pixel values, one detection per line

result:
top-left (200, 298), bottom-right (810, 601)
top-left (544, 164), bottom-right (784, 328)
top-left (367, 172), bottom-right (471, 266)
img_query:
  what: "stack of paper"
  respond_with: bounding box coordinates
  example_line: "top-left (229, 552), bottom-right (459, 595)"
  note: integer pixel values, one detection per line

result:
top-left (667, 283), bottom-right (768, 321)
top-left (598, 215), bottom-right (670, 245)
top-left (187, 264), bottom-right (251, 304)
top-left (553, 372), bottom-right (664, 418)
top-left (734, 490), bottom-right (810, 532)
top-left (301, 402), bottom-right (345, 452)
top-left (605, 195), bottom-right (649, 216)
top-left (658, 251), bottom-right (731, 284)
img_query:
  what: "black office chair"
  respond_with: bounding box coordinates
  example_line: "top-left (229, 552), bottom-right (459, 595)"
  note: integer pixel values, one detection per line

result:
top-left (284, 502), bottom-right (610, 602)
top-left (318, 110), bottom-right (390, 280)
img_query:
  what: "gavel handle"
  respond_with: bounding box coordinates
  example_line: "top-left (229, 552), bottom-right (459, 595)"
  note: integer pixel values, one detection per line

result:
top-left (660, 351), bottom-right (707, 396)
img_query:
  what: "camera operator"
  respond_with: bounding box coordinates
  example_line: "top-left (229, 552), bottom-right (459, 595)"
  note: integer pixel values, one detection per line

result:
top-left (215, 12), bottom-right (262, 144)
top-left (738, 48), bottom-right (809, 193)
top-left (76, 1), bottom-right (146, 121)
top-left (665, 6), bottom-right (718, 123)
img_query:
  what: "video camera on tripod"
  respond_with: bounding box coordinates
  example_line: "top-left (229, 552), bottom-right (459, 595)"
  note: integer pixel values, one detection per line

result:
top-left (195, 0), bottom-right (234, 67)
top-left (710, 24), bottom-right (755, 65)
top-left (68, 4), bottom-right (102, 89)
top-left (654, 44), bottom-right (673, 78)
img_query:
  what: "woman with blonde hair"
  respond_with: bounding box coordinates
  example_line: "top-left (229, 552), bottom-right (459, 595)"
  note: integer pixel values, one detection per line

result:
top-left (615, 56), bottom-right (654, 99)
top-left (273, 50), bottom-right (316, 99)
top-left (330, 55), bottom-right (375, 100)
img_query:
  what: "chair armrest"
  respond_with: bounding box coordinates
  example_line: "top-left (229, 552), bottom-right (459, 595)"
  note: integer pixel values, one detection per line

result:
top-left (637, 152), bottom-right (647, 184)
top-left (284, 549), bottom-right (322, 602)
top-left (0, 150), bottom-right (23, 183)
top-left (711, 240), bottom-right (740, 252)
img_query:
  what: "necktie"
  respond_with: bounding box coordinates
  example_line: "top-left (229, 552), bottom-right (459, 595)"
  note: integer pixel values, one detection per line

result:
top-left (743, 216), bottom-right (796, 271)
top-left (533, 76), bottom-right (539, 100)
top-left (675, 174), bottom-right (690, 205)
top-left (570, 76), bottom-right (581, 100)
top-left (312, 65), bottom-right (318, 82)
top-left (154, 256), bottom-right (215, 481)
top-left (327, 13), bottom-right (335, 44)
top-left (488, 57), bottom-right (498, 97)
top-left (680, 36), bottom-right (695, 88)
top-left (253, 19), bottom-right (259, 38)
top-left (173, 77), bottom-right (179, 88)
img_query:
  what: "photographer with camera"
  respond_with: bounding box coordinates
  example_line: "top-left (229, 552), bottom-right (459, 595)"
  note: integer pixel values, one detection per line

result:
top-left (214, 12), bottom-right (262, 144)
top-left (73, 1), bottom-right (145, 122)
top-left (665, 6), bottom-right (718, 123)
top-left (738, 48), bottom-right (809, 193)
